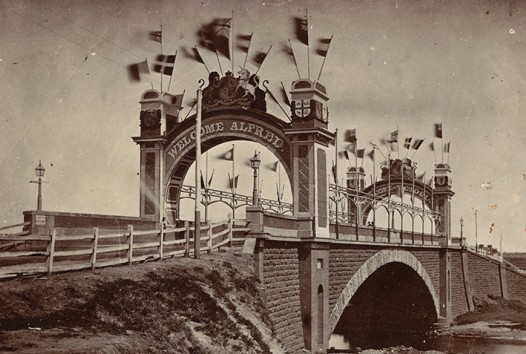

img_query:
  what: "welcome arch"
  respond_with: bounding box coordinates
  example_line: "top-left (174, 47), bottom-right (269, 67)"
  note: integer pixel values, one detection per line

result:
top-left (163, 108), bottom-right (293, 223)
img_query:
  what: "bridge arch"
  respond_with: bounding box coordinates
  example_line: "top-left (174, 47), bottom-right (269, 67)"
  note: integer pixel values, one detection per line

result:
top-left (329, 249), bottom-right (439, 335)
top-left (163, 108), bottom-right (292, 222)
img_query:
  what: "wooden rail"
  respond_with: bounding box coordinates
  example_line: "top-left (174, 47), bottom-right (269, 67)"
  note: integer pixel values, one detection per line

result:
top-left (0, 215), bottom-right (250, 280)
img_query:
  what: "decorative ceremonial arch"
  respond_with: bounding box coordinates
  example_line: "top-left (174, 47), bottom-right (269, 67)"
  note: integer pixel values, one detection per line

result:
top-left (163, 108), bottom-right (292, 223)
top-left (328, 249), bottom-right (440, 335)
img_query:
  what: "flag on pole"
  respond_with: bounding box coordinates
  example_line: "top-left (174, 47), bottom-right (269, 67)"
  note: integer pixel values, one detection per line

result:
top-left (237, 33), bottom-right (252, 52)
top-left (212, 18), bottom-right (232, 59)
top-left (128, 59), bottom-right (151, 82)
top-left (404, 137), bottom-right (412, 149)
top-left (192, 46), bottom-right (205, 64)
top-left (344, 129), bottom-right (357, 143)
top-left (367, 149), bottom-right (375, 161)
top-left (200, 172), bottom-right (206, 190)
top-left (208, 169), bottom-right (215, 188)
top-left (316, 37), bottom-right (332, 57)
top-left (331, 160), bottom-right (337, 183)
top-left (412, 138), bottom-right (424, 150)
top-left (269, 161), bottom-right (279, 171)
top-left (390, 129), bottom-right (399, 143)
top-left (149, 30), bottom-right (162, 43)
top-left (429, 141), bottom-right (435, 151)
top-left (221, 148), bottom-right (234, 161)
top-left (252, 46), bottom-right (272, 68)
top-left (489, 223), bottom-right (495, 234)
top-left (229, 175), bottom-right (239, 189)
top-left (357, 148), bottom-right (365, 159)
top-left (416, 173), bottom-right (426, 182)
top-left (444, 141), bottom-right (450, 153)
top-left (153, 54), bottom-right (176, 76)
top-left (294, 15), bottom-right (309, 46)
top-left (434, 123), bottom-right (443, 138)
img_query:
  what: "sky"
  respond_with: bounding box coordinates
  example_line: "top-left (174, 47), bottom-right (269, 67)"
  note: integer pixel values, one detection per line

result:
top-left (1, 0), bottom-right (525, 251)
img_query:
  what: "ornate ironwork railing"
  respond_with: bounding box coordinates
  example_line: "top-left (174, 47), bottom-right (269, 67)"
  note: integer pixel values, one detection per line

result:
top-left (180, 185), bottom-right (293, 215)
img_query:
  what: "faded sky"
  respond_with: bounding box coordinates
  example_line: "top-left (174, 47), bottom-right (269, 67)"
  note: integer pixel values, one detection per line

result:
top-left (1, 0), bottom-right (525, 251)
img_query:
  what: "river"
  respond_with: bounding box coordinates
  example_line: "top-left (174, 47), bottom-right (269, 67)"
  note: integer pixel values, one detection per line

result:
top-left (328, 332), bottom-right (526, 353)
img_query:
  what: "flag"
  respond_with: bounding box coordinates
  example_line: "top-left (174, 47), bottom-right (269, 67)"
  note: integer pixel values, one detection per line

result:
top-left (339, 150), bottom-right (350, 160)
top-left (212, 18), bottom-right (232, 59)
top-left (412, 138), bottom-right (424, 150)
top-left (416, 173), bottom-right (426, 182)
top-left (208, 169), bottom-right (215, 188)
top-left (404, 137), bottom-right (412, 149)
top-left (331, 161), bottom-right (337, 183)
top-left (434, 123), bottom-right (443, 138)
top-left (192, 46), bottom-right (205, 64)
top-left (237, 33), bottom-right (252, 53)
top-left (294, 15), bottom-right (309, 46)
top-left (269, 161), bottom-right (279, 171)
top-left (200, 172), bottom-right (206, 190)
top-left (252, 47), bottom-right (270, 67)
top-left (127, 59), bottom-right (150, 82)
top-left (221, 148), bottom-right (234, 161)
top-left (344, 129), bottom-right (357, 143)
top-left (357, 148), bottom-right (365, 159)
top-left (429, 141), bottom-right (435, 152)
top-left (149, 30), bottom-right (162, 43)
top-left (367, 149), bottom-right (375, 161)
top-left (444, 141), bottom-right (450, 153)
top-left (161, 93), bottom-right (183, 106)
top-left (153, 54), bottom-right (176, 76)
top-left (390, 129), bottom-right (399, 143)
top-left (281, 42), bottom-right (295, 64)
top-left (316, 37), bottom-right (332, 57)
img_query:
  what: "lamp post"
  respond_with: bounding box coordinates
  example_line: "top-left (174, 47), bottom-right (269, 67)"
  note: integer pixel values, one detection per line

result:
top-left (30, 160), bottom-right (46, 210)
top-left (250, 151), bottom-right (261, 206)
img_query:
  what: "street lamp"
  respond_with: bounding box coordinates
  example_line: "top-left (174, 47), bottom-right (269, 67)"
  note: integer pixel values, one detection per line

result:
top-left (250, 151), bottom-right (261, 206)
top-left (30, 160), bottom-right (46, 210)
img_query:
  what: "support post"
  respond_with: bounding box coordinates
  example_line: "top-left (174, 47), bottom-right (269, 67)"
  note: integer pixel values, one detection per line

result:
top-left (91, 227), bottom-right (99, 271)
top-left (46, 228), bottom-right (57, 276)
top-left (207, 220), bottom-right (212, 254)
top-left (228, 213), bottom-right (233, 247)
top-left (158, 225), bottom-right (164, 260)
top-left (127, 225), bottom-right (134, 265)
top-left (184, 221), bottom-right (190, 257)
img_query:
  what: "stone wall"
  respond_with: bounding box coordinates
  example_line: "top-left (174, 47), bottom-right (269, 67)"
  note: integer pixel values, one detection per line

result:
top-left (411, 249), bottom-right (441, 297)
top-left (450, 251), bottom-right (469, 317)
top-left (467, 253), bottom-right (502, 299)
top-left (506, 267), bottom-right (526, 302)
top-left (261, 247), bottom-right (305, 353)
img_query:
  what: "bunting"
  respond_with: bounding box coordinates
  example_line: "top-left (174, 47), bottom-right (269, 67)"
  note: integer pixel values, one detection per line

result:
top-left (229, 175), bottom-right (239, 189)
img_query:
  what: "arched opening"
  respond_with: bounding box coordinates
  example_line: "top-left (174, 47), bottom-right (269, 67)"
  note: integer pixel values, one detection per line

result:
top-left (331, 262), bottom-right (437, 350)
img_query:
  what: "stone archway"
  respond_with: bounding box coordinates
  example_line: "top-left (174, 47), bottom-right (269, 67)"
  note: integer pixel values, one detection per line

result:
top-left (329, 249), bottom-right (439, 335)
top-left (162, 108), bottom-right (293, 222)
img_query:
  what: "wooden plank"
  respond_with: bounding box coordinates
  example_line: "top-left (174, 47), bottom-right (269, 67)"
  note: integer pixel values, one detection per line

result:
top-left (213, 228), bottom-right (230, 239)
top-left (0, 264), bottom-right (47, 278)
top-left (164, 226), bottom-right (187, 233)
top-left (212, 220), bottom-right (229, 228)
top-left (0, 235), bottom-right (51, 241)
top-left (184, 221), bottom-right (190, 258)
top-left (232, 227), bottom-right (251, 233)
top-left (163, 238), bottom-right (186, 246)
top-left (158, 228), bottom-right (164, 261)
top-left (0, 250), bottom-right (48, 258)
top-left (56, 234), bottom-right (94, 241)
top-left (96, 244), bottom-right (129, 254)
top-left (53, 262), bottom-right (91, 273)
top-left (54, 248), bottom-right (93, 257)
top-left (132, 254), bottom-right (159, 263)
top-left (127, 225), bottom-right (133, 265)
top-left (133, 241), bottom-right (160, 250)
top-left (97, 232), bottom-right (129, 240)
top-left (95, 258), bottom-right (128, 268)
top-left (0, 222), bottom-right (28, 231)
top-left (91, 228), bottom-right (99, 271)
top-left (46, 229), bottom-right (57, 275)
top-left (214, 238), bottom-right (230, 250)
top-left (132, 230), bottom-right (159, 237)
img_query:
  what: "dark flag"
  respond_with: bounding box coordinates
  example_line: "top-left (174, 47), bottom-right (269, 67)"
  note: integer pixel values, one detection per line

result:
top-left (153, 54), bottom-right (176, 76)
top-left (200, 172), bottom-right (206, 190)
top-left (237, 33), bottom-right (252, 53)
top-left (150, 30), bottom-right (162, 43)
top-left (231, 175), bottom-right (239, 189)
top-left (344, 129), bottom-right (357, 143)
top-left (404, 137), bottom-right (412, 149)
top-left (412, 138), bottom-right (424, 150)
top-left (444, 141), bottom-right (450, 153)
top-left (212, 18), bottom-right (232, 59)
top-left (127, 59), bottom-right (150, 82)
top-left (221, 148), bottom-right (234, 161)
top-left (367, 149), bottom-right (375, 161)
top-left (338, 150), bottom-right (350, 160)
top-left (192, 46), bottom-right (205, 64)
top-left (357, 149), bottom-right (365, 159)
top-left (252, 48), bottom-right (269, 67)
top-left (429, 141), bottom-right (435, 151)
top-left (331, 160), bottom-right (337, 183)
top-left (434, 123), bottom-right (443, 138)
top-left (294, 15), bottom-right (309, 46)
top-left (390, 129), bottom-right (399, 143)
top-left (269, 161), bottom-right (279, 171)
top-left (208, 169), bottom-right (215, 188)
top-left (316, 37), bottom-right (332, 56)
top-left (416, 173), bottom-right (426, 182)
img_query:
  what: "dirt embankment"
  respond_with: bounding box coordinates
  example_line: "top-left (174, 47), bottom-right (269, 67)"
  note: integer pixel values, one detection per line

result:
top-left (0, 250), bottom-right (284, 354)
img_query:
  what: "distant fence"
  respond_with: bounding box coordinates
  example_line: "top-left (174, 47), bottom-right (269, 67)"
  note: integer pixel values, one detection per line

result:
top-left (0, 217), bottom-right (250, 280)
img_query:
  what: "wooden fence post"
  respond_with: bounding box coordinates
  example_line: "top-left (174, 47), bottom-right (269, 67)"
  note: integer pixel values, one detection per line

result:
top-left (127, 225), bottom-right (134, 265)
top-left (207, 220), bottom-right (212, 254)
top-left (184, 221), bottom-right (190, 257)
top-left (228, 213), bottom-right (233, 247)
top-left (91, 227), bottom-right (99, 271)
top-left (158, 225), bottom-right (164, 261)
top-left (46, 228), bottom-right (57, 276)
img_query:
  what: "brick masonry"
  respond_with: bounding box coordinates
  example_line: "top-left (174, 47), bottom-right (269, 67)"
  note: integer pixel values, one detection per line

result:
top-left (261, 247), bottom-right (305, 353)
top-left (451, 251), bottom-right (469, 317)
top-left (507, 269), bottom-right (526, 302)
top-left (467, 253), bottom-right (502, 299)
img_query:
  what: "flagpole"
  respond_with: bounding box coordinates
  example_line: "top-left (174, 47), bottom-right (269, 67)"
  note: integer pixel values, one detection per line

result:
top-left (231, 10), bottom-right (234, 74)
top-left (306, 8), bottom-right (310, 80)
top-left (255, 45), bottom-right (272, 76)
top-left (441, 122), bottom-right (444, 163)
top-left (447, 141), bottom-right (451, 165)
top-left (205, 150), bottom-right (209, 222)
top-left (396, 125), bottom-right (400, 159)
top-left (317, 34), bottom-right (333, 81)
top-left (160, 24), bottom-right (163, 93)
top-left (243, 32), bottom-right (253, 69)
top-left (232, 143), bottom-right (235, 219)
top-left (432, 141), bottom-right (437, 163)
top-left (262, 80), bottom-right (291, 121)
top-left (194, 79), bottom-right (204, 259)
top-left (387, 152), bottom-right (391, 241)
top-left (167, 50), bottom-right (177, 92)
top-left (288, 39), bottom-right (301, 79)
top-left (145, 58), bottom-right (154, 90)
top-left (335, 129), bottom-right (339, 239)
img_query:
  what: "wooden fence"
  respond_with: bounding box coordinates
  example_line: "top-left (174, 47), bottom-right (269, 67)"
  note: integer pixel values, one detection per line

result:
top-left (0, 217), bottom-right (250, 280)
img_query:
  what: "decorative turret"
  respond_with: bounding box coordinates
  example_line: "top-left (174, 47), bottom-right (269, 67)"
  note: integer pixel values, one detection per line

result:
top-left (139, 89), bottom-right (183, 137)
top-left (433, 163), bottom-right (454, 240)
top-left (290, 79), bottom-right (329, 129)
top-left (347, 166), bottom-right (366, 191)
